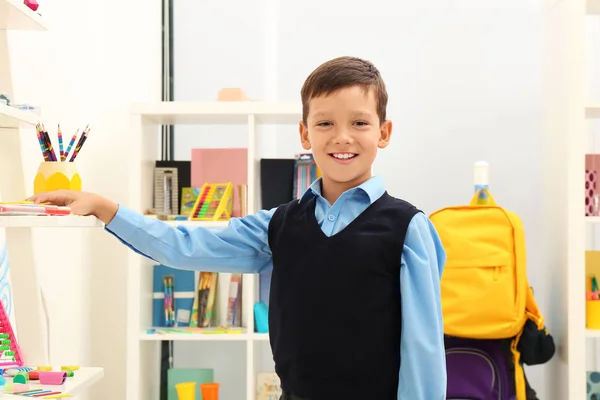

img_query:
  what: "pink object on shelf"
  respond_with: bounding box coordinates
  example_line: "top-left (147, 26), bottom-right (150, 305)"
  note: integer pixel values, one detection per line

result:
top-left (587, 169), bottom-right (597, 216)
top-left (0, 300), bottom-right (23, 367)
top-left (24, 0), bottom-right (39, 12)
top-left (39, 371), bottom-right (67, 385)
top-left (191, 148), bottom-right (248, 218)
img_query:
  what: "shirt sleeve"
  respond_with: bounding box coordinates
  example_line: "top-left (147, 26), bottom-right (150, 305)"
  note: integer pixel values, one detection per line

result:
top-left (104, 204), bottom-right (275, 274)
top-left (398, 212), bottom-right (447, 400)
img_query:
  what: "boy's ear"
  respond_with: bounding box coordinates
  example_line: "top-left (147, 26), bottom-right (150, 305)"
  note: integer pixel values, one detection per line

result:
top-left (299, 121), bottom-right (312, 150)
top-left (378, 120), bottom-right (392, 149)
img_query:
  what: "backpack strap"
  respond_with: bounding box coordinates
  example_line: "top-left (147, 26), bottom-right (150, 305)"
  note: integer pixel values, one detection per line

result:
top-left (525, 286), bottom-right (545, 329)
top-left (511, 331), bottom-right (527, 400)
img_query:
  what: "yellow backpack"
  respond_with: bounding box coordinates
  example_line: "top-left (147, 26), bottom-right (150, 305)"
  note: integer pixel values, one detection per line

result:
top-left (430, 188), bottom-right (544, 338)
top-left (431, 189), bottom-right (546, 400)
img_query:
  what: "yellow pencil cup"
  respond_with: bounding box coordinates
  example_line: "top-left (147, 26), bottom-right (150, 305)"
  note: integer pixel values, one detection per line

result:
top-left (33, 162), bottom-right (82, 194)
top-left (587, 300), bottom-right (600, 329)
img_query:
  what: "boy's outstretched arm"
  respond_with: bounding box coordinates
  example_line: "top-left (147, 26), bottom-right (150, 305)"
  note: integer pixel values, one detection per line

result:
top-left (28, 190), bottom-right (274, 274)
top-left (398, 213), bottom-right (446, 400)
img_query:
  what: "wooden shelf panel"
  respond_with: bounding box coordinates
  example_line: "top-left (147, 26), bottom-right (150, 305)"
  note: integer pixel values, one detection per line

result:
top-left (0, 0), bottom-right (47, 31)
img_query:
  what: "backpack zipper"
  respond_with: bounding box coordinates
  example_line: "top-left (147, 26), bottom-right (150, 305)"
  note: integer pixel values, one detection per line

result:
top-left (446, 347), bottom-right (502, 400)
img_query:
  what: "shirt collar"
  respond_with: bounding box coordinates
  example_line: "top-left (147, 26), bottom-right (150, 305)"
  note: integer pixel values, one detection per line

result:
top-left (300, 176), bottom-right (385, 205)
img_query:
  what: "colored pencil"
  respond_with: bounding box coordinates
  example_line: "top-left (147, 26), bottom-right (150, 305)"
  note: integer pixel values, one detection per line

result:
top-left (35, 124), bottom-right (90, 162)
top-left (63, 129), bottom-right (79, 161)
top-left (69, 128), bottom-right (90, 162)
top-left (57, 123), bottom-right (64, 161)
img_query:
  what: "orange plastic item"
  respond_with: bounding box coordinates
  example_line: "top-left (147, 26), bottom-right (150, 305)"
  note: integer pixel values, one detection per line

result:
top-left (199, 382), bottom-right (220, 400)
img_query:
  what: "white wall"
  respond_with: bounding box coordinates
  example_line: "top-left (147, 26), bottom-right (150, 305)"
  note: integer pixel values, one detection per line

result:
top-left (173, 0), bottom-right (555, 398)
top-left (7, 0), bottom-right (161, 399)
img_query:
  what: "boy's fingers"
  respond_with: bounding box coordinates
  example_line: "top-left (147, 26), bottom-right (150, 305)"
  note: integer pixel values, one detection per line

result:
top-left (27, 191), bottom-right (67, 205)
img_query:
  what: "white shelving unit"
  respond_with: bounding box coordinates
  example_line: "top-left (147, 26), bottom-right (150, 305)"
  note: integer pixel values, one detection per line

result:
top-left (126, 101), bottom-right (301, 400)
top-left (0, 0), bottom-right (104, 396)
top-left (550, 0), bottom-right (600, 397)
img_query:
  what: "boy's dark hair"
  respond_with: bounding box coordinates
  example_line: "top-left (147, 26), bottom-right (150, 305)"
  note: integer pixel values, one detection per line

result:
top-left (300, 56), bottom-right (388, 125)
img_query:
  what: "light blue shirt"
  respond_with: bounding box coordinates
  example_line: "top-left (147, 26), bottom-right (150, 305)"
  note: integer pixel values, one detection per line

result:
top-left (105, 175), bottom-right (447, 400)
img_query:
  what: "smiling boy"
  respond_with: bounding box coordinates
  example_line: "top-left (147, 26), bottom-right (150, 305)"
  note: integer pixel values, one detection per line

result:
top-left (29, 56), bottom-right (447, 400)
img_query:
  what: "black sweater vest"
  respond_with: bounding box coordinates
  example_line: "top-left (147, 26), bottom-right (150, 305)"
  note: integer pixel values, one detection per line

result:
top-left (267, 192), bottom-right (420, 400)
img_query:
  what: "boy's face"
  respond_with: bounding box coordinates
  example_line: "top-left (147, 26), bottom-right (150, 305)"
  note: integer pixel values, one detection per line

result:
top-left (299, 85), bottom-right (392, 190)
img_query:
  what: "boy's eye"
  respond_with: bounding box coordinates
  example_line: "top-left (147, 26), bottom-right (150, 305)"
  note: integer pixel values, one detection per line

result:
top-left (317, 122), bottom-right (332, 127)
top-left (354, 121), bottom-right (369, 127)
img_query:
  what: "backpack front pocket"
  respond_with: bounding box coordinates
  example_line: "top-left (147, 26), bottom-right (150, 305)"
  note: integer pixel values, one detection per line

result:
top-left (446, 347), bottom-right (502, 400)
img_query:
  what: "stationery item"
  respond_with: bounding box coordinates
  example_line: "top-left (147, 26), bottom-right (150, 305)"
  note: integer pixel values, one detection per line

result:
top-left (190, 272), bottom-right (217, 328)
top-left (24, 0), bottom-right (39, 12)
top-left (189, 183), bottom-right (233, 221)
top-left (57, 124), bottom-right (64, 161)
top-left (33, 161), bottom-right (82, 194)
top-left (180, 188), bottom-right (200, 216)
top-left (60, 365), bottom-right (79, 371)
top-left (63, 129), bottom-right (79, 161)
top-left (38, 371), bottom-right (66, 385)
top-left (153, 265), bottom-right (195, 327)
top-left (226, 274), bottom-right (242, 327)
top-left (0, 204), bottom-right (71, 216)
top-left (153, 168), bottom-right (179, 216)
top-left (163, 276), bottom-right (175, 327)
top-left (155, 161), bottom-right (191, 215)
top-left (68, 129), bottom-right (90, 162)
top-left (167, 369), bottom-right (213, 400)
top-left (34, 125), bottom-right (90, 163)
top-left (292, 153), bottom-right (319, 199)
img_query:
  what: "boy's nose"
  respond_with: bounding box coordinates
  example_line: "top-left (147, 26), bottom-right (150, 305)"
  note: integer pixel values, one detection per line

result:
top-left (333, 129), bottom-right (352, 144)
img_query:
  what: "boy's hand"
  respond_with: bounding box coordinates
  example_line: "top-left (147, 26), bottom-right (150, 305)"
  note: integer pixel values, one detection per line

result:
top-left (27, 190), bottom-right (118, 224)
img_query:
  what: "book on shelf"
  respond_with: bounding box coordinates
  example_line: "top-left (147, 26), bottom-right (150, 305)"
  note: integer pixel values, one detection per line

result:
top-left (152, 265), bottom-right (195, 328)
top-left (293, 153), bottom-right (320, 199)
top-left (152, 266), bottom-right (243, 330)
top-left (256, 372), bottom-right (282, 400)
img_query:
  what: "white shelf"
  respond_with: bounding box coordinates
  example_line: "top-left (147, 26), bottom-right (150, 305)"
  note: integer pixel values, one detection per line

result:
top-left (131, 101), bottom-right (301, 125)
top-left (0, 104), bottom-right (38, 128)
top-left (586, 216), bottom-right (600, 223)
top-left (0, 215), bottom-right (103, 228)
top-left (139, 328), bottom-right (270, 342)
top-left (253, 333), bottom-right (269, 342)
top-left (1, 367), bottom-right (103, 399)
top-left (0, 0), bottom-right (47, 31)
top-left (140, 328), bottom-right (250, 342)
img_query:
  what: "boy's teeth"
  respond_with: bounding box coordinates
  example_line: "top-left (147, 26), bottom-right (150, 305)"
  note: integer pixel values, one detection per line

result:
top-left (332, 153), bottom-right (355, 159)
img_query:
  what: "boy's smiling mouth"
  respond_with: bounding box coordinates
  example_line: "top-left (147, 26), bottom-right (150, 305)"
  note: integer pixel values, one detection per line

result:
top-left (330, 152), bottom-right (358, 161)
